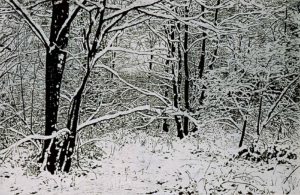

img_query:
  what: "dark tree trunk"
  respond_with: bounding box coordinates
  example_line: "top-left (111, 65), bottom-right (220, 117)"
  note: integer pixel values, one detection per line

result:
top-left (60, 69), bottom-right (90, 172)
top-left (209, 0), bottom-right (221, 69)
top-left (239, 120), bottom-right (247, 147)
top-left (163, 23), bottom-right (183, 138)
top-left (199, 45), bottom-right (206, 78)
top-left (198, 35), bottom-right (206, 79)
top-left (111, 51), bottom-right (116, 78)
top-left (149, 54), bottom-right (153, 70)
top-left (198, 5), bottom-right (206, 105)
top-left (257, 94), bottom-right (263, 136)
top-left (172, 62), bottom-right (183, 139)
top-left (162, 27), bottom-right (170, 133)
top-left (284, 0), bottom-right (288, 35)
top-left (162, 62), bottom-right (169, 133)
top-left (169, 24), bottom-right (184, 139)
top-left (148, 52), bottom-right (153, 79)
top-left (58, 1), bottom-right (106, 172)
top-left (40, 0), bottom-right (70, 174)
top-left (162, 119), bottom-right (169, 132)
top-left (183, 5), bottom-right (189, 136)
top-left (111, 38), bottom-right (117, 78)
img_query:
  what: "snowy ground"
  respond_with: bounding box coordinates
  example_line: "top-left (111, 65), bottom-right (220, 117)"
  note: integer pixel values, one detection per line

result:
top-left (1, 127), bottom-right (300, 195)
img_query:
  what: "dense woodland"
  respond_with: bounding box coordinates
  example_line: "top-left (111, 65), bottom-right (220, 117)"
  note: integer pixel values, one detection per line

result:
top-left (0, 0), bottom-right (300, 194)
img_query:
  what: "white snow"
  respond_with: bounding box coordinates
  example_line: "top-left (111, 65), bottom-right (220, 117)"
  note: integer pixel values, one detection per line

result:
top-left (1, 127), bottom-right (299, 195)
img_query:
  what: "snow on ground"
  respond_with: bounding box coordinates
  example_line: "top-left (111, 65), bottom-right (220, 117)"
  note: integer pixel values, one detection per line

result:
top-left (0, 127), bottom-right (300, 195)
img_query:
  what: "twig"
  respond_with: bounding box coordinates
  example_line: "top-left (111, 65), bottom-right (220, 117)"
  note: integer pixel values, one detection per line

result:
top-left (221, 180), bottom-right (261, 191)
top-left (283, 166), bottom-right (300, 184)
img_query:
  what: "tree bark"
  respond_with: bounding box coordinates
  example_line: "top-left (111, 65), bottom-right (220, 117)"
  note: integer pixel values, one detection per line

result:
top-left (60, 69), bottom-right (90, 172)
top-left (198, 5), bottom-right (206, 105)
top-left (209, 0), bottom-right (221, 69)
top-left (170, 24), bottom-right (184, 139)
top-left (239, 120), bottom-right (247, 147)
top-left (183, 5), bottom-right (189, 136)
top-left (40, 0), bottom-right (70, 174)
top-left (256, 94), bottom-right (263, 136)
top-left (111, 37), bottom-right (117, 78)
top-left (58, 0), bottom-right (107, 172)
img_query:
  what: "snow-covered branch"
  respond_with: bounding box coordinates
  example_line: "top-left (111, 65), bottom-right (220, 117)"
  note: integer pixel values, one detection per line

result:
top-left (260, 75), bottom-right (300, 131)
top-left (77, 105), bottom-right (161, 131)
top-left (103, 0), bottom-right (161, 21)
top-left (108, 15), bottom-right (151, 32)
top-left (56, 3), bottom-right (84, 42)
top-left (107, 46), bottom-right (174, 61)
top-left (0, 128), bottom-right (70, 155)
top-left (95, 64), bottom-right (171, 105)
top-left (4, 0), bottom-right (50, 47)
top-left (92, 31), bottom-right (121, 65)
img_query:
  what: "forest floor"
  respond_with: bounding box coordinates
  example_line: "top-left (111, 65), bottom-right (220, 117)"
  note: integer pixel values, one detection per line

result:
top-left (0, 127), bottom-right (300, 195)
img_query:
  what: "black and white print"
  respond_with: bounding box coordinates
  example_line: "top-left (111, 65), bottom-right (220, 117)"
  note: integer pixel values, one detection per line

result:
top-left (0, 0), bottom-right (300, 194)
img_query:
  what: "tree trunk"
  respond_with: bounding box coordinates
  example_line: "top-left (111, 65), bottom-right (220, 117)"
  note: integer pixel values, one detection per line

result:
top-left (172, 62), bottom-right (183, 139)
top-left (59, 69), bottom-right (90, 172)
top-left (239, 120), bottom-right (247, 147)
top-left (198, 5), bottom-right (206, 105)
top-left (256, 94), bottom-right (263, 136)
top-left (56, 0), bottom-right (106, 172)
top-left (163, 23), bottom-right (183, 138)
top-left (170, 24), bottom-right (184, 139)
top-left (111, 38), bottom-right (117, 78)
top-left (162, 28), bottom-right (170, 133)
top-left (40, 0), bottom-right (70, 174)
top-left (209, 0), bottom-right (221, 69)
top-left (183, 5), bottom-right (189, 136)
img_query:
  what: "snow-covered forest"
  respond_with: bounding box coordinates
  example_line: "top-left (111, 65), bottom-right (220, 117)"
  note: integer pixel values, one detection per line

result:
top-left (0, 0), bottom-right (300, 194)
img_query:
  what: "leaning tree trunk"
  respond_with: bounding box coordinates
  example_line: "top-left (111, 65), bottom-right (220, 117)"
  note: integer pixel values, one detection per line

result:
top-left (59, 69), bottom-right (90, 172)
top-left (40, 0), bottom-right (70, 174)
top-left (58, 1), bottom-right (106, 172)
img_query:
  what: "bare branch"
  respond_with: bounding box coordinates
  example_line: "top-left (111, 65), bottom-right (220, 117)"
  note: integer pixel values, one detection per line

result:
top-left (4, 0), bottom-right (50, 47)
top-left (77, 105), bottom-right (161, 131)
top-left (0, 128), bottom-right (70, 155)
